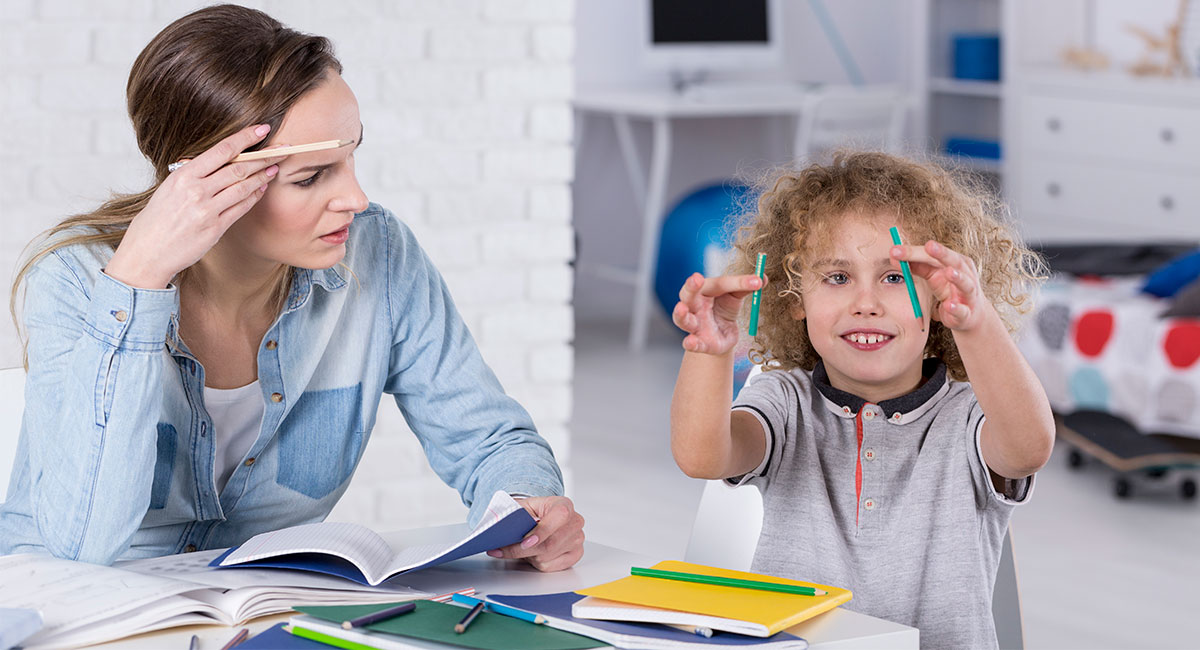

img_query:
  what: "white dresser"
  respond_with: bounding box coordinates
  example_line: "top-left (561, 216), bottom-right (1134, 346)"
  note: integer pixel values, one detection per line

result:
top-left (1005, 71), bottom-right (1200, 243)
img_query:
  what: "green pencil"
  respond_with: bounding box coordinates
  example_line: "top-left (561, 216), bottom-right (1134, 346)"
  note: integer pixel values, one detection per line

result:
top-left (631, 566), bottom-right (827, 596)
top-left (287, 624), bottom-right (380, 650)
top-left (889, 227), bottom-right (923, 322)
top-left (748, 252), bottom-right (766, 336)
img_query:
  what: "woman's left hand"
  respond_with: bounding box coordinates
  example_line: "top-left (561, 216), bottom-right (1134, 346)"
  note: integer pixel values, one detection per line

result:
top-left (891, 239), bottom-right (990, 331)
top-left (486, 496), bottom-right (585, 572)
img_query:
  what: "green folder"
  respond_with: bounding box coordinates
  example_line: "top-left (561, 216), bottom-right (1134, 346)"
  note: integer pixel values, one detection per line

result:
top-left (294, 600), bottom-right (604, 650)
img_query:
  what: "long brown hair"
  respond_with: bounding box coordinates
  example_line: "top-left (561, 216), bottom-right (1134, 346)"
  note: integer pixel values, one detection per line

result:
top-left (9, 4), bottom-right (342, 365)
top-left (729, 150), bottom-right (1046, 382)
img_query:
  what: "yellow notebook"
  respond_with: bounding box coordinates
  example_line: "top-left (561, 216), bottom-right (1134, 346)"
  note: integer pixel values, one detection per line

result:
top-left (574, 560), bottom-right (852, 637)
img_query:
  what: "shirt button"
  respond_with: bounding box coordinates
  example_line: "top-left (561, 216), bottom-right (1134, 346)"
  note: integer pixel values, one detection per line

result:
top-left (270, 393), bottom-right (283, 403)
top-left (184, 544), bottom-right (197, 552)
top-left (842, 406), bottom-right (852, 415)
top-left (864, 409), bottom-right (875, 420)
top-left (864, 448), bottom-right (876, 461)
top-left (891, 412), bottom-right (902, 422)
top-left (265, 340), bottom-right (277, 350)
top-left (244, 457), bottom-right (256, 467)
top-left (864, 498), bottom-right (876, 511)
top-left (113, 310), bottom-right (128, 322)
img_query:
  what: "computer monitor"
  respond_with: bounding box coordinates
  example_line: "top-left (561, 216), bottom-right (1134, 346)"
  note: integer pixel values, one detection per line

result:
top-left (642, 0), bottom-right (784, 83)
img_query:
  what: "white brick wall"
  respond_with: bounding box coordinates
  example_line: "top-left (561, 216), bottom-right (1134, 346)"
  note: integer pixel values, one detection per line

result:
top-left (0, 0), bottom-right (575, 531)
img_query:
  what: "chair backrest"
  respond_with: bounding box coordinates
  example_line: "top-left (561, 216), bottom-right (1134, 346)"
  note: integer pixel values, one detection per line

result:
top-left (685, 480), bottom-right (1024, 649)
top-left (0, 366), bottom-right (26, 503)
top-left (793, 85), bottom-right (909, 160)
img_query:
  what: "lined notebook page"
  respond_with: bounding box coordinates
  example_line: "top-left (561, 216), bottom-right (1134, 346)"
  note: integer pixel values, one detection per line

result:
top-left (222, 522), bottom-right (393, 581)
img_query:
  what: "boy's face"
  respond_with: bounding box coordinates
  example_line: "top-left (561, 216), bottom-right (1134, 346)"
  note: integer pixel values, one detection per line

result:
top-left (794, 214), bottom-right (931, 402)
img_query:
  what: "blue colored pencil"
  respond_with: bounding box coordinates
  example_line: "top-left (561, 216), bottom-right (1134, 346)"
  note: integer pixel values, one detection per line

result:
top-left (451, 593), bottom-right (546, 625)
top-left (889, 227), bottom-right (923, 322)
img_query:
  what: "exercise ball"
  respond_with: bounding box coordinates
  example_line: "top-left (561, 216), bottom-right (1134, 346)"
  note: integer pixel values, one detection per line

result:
top-left (654, 182), bottom-right (754, 323)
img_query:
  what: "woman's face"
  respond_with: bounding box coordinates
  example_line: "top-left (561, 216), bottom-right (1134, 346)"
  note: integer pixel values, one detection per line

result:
top-left (224, 71), bottom-right (369, 271)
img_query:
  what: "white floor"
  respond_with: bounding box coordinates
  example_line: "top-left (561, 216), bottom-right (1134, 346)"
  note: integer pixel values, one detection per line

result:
top-left (569, 317), bottom-right (1200, 650)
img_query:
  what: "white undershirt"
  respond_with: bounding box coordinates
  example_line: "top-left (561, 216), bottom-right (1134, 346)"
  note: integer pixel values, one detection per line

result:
top-left (203, 380), bottom-right (265, 493)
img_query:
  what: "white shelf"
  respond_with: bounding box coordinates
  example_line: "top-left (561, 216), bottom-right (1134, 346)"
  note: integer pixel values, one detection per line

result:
top-left (930, 77), bottom-right (1004, 98)
top-left (948, 155), bottom-right (1003, 174)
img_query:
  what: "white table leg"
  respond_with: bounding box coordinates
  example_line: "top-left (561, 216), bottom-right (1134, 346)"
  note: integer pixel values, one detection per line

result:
top-left (613, 114), bottom-right (647, 209)
top-left (630, 116), bottom-right (672, 350)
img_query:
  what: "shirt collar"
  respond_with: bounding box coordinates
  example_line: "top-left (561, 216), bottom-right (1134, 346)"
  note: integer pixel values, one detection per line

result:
top-left (812, 358), bottom-right (948, 421)
top-left (285, 265), bottom-right (347, 313)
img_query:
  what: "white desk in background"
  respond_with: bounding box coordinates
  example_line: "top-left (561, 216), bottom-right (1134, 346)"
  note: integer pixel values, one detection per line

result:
top-left (103, 523), bottom-right (917, 649)
top-left (574, 86), bottom-right (816, 350)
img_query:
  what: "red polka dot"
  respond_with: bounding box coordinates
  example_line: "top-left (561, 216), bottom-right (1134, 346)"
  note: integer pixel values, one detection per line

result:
top-left (1073, 310), bottom-right (1115, 358)
top-left (1163, 321), bottom-right (1200, 369)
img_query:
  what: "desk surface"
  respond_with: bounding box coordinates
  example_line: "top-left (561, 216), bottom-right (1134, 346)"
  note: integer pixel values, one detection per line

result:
top-left (100, 526), bottom-right (917, 650)
top-left (574, 87), bottom-right (816, 118)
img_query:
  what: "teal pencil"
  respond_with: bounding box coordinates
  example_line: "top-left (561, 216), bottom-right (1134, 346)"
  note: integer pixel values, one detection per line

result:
top-left (889, 227), bottom-right (923, 324)
top-left (631, 566), bottom-right (827, 596)
top-left (748, 252), bottom-right (766, 336)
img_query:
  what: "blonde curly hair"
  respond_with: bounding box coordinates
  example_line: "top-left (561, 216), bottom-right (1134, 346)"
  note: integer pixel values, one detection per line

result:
top-left (728, 150), bottom-right (1046, 382)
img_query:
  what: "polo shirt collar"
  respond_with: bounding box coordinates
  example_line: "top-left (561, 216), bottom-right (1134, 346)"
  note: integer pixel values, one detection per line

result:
top-left (813, 358), bottom-right (948, 423)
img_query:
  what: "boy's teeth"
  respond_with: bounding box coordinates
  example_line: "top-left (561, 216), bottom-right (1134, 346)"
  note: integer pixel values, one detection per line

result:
top-left (847, 333), bottom-right (890, 344)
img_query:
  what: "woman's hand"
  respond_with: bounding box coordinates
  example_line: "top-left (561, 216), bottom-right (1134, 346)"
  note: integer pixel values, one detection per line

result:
top-left (672, 272), bottom-right (765, 355)
top-left (486, 496), bottom-right (584, 572)
top-left (105, 123), bottom-right (287, 289)
top-left (891, 240), bottom-right (990, 331)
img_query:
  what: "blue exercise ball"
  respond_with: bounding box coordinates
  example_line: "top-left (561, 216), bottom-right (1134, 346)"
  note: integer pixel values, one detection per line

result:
top-left (653, 182), bottom-right (754, 325)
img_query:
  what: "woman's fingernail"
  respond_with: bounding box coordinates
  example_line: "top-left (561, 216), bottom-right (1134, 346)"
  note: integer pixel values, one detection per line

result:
top-left (521, 535), bottom-right (539, 549)
top-left (266, 165), bottom-right (278, 177)
top-left (255, 124), bottom-right (271, 137)
top-left (487, 549), bottom-right (502, 557)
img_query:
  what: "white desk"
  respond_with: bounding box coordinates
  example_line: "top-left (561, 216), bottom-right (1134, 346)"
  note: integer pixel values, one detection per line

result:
top-left (574, 87), bottom-right (815, 350)
top-left (103, 524), bottom-right (916, 649)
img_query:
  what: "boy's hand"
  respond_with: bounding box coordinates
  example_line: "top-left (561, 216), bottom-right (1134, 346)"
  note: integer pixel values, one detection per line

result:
top-left (672, 272), bottom-right (765, 355)
top-left (891, 240), bottom-right (989, 331)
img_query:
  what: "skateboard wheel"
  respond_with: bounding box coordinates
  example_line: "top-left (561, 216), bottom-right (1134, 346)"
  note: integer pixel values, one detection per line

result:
top-left (1067, 449), bottom-right (1084, 469)
top-left (1183, 480), bottom-right (1197, 501)
top-left (1114, 478), bottom-right (1131, 499)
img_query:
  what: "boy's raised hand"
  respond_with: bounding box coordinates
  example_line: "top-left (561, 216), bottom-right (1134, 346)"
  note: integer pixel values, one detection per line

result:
top-left (890, 240), bottom-right (989, 331)
top-left (672, 272), bottom-right (765, 355)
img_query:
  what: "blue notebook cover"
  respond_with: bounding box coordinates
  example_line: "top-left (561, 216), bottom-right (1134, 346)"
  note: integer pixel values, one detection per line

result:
top-left (489, 592), bottom-right (808, 648)
top-left (237, 622), bottom-right (329, 649)
top-left (208, 506), bottom-right (535, 585)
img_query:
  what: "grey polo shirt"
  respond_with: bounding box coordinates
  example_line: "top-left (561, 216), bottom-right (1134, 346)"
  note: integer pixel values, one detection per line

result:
top-left (731, 359), bottom-right (1032, 650)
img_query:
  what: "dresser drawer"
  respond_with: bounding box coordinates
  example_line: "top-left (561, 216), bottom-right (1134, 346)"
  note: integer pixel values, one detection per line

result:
top-left (1022, 95), bottom-right (1200, 167)
top-left (1021, 159), bottom-right (1199, 230)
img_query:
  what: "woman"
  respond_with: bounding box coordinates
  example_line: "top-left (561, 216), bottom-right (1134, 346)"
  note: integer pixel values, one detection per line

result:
top-left (0, 4), bottom-right (584, 570)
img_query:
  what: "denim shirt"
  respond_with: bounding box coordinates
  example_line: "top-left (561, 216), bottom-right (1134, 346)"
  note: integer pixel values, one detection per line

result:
top-left (0, 203), bottom-right (564, 565)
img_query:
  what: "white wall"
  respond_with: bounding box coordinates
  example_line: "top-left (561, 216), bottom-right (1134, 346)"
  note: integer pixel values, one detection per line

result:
top-left (572, 0), bottom-right (912, 326)
top-left (0, 0), bottom-right (575, 530)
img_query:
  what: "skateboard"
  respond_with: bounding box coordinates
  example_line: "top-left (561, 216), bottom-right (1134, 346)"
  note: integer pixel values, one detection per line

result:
top-left (1059, 410), bottom-right (1200, 501)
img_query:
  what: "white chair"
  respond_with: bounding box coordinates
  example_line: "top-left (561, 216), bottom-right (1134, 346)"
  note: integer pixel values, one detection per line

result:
top-left (685, 480), bottom-right (1025, 649)
top-left (0, 366), bottom-right (26, 503)
top-left (793, 85), bottom-right (909, 161)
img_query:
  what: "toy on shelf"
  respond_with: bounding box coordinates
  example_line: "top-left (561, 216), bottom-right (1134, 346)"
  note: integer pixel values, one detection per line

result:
top-left (1126, 0), bottom-right (1192, 77)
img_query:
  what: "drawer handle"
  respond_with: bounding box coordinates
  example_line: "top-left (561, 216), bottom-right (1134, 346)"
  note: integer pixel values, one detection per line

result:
top-left (1161, 195), bottom-right (1174, 211)
top-left (1161, 128), bottom-right (1175, 143)
top-left (1047, 117), bottom-right (1061, 132)
top-left (1047, 182), bottom-right (1061, 197)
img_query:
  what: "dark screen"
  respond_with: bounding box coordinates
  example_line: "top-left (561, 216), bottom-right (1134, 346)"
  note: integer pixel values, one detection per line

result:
top-left (652, 0), bottom-right (769, 44)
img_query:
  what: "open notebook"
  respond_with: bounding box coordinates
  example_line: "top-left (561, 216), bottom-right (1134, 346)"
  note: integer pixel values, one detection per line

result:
top-left (0, 550), bottom-right (428, 649)
top-left (212, 491), bottom-right (535, 585)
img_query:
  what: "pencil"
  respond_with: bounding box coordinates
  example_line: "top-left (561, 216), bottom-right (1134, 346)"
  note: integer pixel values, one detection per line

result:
top-left (631, 566), bottom-right (828, 596)
top-left (232, 139), bottom-right (354, 162)
top-left (218, 628), bottom-right (248, 650)
top-left (451, 593), bottom-right (546, 625)
top-left (189, 633), bottom-right (199, 650)
top-left (454, 601), bottom-right (485, 633)
top-left (889, 227), bottom-right (923, 324)
top-left (342, 601), bottom-right (416, 629)
top-left (748, 252), bottom-right (766, 336)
